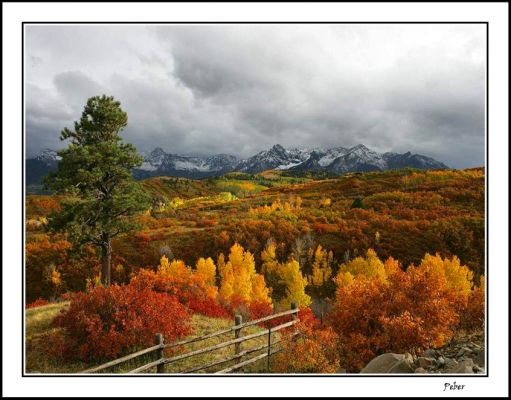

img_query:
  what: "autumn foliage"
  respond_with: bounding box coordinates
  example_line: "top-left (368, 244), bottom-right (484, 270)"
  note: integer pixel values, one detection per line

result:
top-left (218, 243), bottom-right (272, 307)
top-left (130, 255), bottom-right (225, 318)
top-left (261, 240), bottom-right (311, 309)
top-left (26, 298), bottom-right (50, 309)
top-left (48, 283), bottom-right (192, 361)
top-left (273, 308), bottom-right (340, 373)
top-left (329, 251), bottom-right (482, 371)
top-left (26, 167), bottom-right (485, 371)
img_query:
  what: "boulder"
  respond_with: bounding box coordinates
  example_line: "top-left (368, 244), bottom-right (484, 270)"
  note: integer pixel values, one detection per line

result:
top-left (388, 360), bottom-right (415, 373)
top-left (417, 357), bottom-right (435, 368)
top-left (447, 359), bottom-right (475, 374)
top-left (361, 353), bottom-right (414, 373)
top-left (414, 367), bottom-right (428, 373)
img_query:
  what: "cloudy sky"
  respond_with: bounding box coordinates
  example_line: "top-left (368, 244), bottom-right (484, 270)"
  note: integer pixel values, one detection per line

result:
top-left (25, 24), bottom-right (485, 168)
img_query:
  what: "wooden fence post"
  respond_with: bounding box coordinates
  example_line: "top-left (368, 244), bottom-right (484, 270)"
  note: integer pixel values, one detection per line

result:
top-left (267, 326), bottom-right (272, 372)
top-left (291, 302), bottom-right (298, 320)
top-left (291, 302), bottom-right (299, 341)
top-left (155, 333), bottom-right (164, 373)
top-left (234, 314), bottom-right (243, 367)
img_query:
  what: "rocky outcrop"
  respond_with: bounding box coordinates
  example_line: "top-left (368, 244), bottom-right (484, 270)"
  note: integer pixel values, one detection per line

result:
top-left (360, 331), bottom-right (485, 374)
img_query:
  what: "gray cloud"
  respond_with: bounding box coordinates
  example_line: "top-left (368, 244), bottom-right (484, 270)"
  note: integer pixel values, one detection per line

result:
top-left (25, 24), bottom-right (485, 168)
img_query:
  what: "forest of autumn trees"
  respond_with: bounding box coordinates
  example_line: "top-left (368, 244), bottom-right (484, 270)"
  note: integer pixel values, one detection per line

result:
top-left (25, 97), bottom-right (485, 373)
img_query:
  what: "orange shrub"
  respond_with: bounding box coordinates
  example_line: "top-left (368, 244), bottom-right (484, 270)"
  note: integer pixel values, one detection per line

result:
top-left (48, 284), bottom-right (192, 362)
top-left (460, 276), bottom-right (485, 330)
top-left (273, 308), bottom-right (340, 373)
top-left (25, 236), bottom-right (72, 301)
top-left (328, 256), bottom-right (462, 371)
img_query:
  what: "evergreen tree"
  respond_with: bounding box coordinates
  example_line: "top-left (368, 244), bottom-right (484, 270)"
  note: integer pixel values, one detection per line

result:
top-left (45, 95), bottom-right (150, 286)
top-left (351, 197), bottom-right (365, 209)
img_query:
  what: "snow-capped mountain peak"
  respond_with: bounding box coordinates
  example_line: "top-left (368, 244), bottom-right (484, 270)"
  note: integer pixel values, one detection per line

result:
top-left (35, 148), bottom-right (60, 163)
top-left (28, 144), bottom-right (449, 183)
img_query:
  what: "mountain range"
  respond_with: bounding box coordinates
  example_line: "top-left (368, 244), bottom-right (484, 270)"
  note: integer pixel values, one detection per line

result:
top-left (26, 144), bottom-right (448, 184)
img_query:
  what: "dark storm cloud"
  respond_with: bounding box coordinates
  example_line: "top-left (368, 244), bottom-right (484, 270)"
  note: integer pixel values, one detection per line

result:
top-left (25, 24), bottom-right (485, 168)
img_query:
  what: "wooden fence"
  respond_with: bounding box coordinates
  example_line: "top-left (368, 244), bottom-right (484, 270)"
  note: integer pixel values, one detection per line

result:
top-left (82, 303), bottom-right (300, 374)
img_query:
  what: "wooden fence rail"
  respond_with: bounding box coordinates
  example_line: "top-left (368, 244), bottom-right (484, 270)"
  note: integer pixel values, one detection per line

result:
top-left (82, 303), bottom-right (300, 374)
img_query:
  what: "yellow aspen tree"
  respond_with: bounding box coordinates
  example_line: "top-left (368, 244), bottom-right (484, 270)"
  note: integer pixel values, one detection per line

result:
top-left (308, 245), bottom-right (333, 291)
top-left (195, 257), bottom-right (218, 299)
top-left (196, 257), bottom-right (216, 286)
top-left (337, 248), bottom-right (387, 284)
top-left (261, 240), bottom-right (278, 276)
top-left (261, 240), bottom-right (285, 302)
top-left (229, 243), bottom-right (253, 302)
top-left (218, 257), bottom-right (234, 302)
top-left (418, 253), bottom-right (473, 299)
top-left (220, 243), bottom-right (272, 305)
top-left (279, 259), bottom-right (311, 309)
top-left (217, 253), bottom-right (226, 279)
top-left (251, 274), bottom-right (272, 305)
top-left (158, 255), bottom-right (172, 275)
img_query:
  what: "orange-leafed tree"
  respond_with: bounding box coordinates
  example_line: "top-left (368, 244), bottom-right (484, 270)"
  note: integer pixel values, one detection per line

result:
top-left (329, 251), bottom-right (466, 371)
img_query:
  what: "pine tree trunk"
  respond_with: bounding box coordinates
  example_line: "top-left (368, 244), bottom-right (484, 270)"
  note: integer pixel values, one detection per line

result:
top-left (101, 236), bottom-right (111, 286)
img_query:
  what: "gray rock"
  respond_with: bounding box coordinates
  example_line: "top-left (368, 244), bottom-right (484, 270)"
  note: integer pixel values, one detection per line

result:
top-left (448, 359), bottom-right (475, 374)
top-left (361, 353), bottom-right (406, 373)
top-left (444, 358), bottom-right (459, 369)
top-left (474, 351), bottom-right (485, 367)
top-left (404, 352), bottom-right (414, 365)
top-left (418, 357), bottom-right (435, 368)
top-left (422, 349), bottom-right (437, 358)
top-left (473, 365), bottom-right (485, 374)
top-left (437, 356), bottom-right (445, 366)
top-left (388, 359), bottom-right (415, 373)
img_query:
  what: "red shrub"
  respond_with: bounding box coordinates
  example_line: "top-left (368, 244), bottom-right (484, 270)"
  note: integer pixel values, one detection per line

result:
top-left (187, 297), bottom-right (230, 319)
top-left (248, 301), bottom-right (278, 328)
top-left (223, 296), bottom-right (251, 322)
top-left (49, 284), bottom-right (192, 362)
top-left (26, 298), bottom-right (50, 309)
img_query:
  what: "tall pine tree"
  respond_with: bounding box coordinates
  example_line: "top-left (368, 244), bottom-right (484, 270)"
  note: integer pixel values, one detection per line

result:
top-left (45, 95), bottom-right (150, 286)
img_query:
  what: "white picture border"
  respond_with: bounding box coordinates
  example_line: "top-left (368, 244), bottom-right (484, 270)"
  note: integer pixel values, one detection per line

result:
top-left (2, 2), bottom-right (508, 397)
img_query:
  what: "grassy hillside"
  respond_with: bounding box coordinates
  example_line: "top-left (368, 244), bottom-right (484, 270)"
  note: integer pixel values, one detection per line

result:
top-left (24, 167), bottom-right (485, 374)
top-left (26, 303), bottom-right (275, 374)
top-left (25, 167), bottom-right (485, 300)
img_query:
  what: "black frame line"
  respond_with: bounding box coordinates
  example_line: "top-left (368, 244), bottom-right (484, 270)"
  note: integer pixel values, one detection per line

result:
top-left (21, 20), bottom-right (490, 378)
